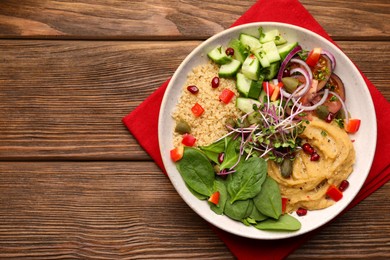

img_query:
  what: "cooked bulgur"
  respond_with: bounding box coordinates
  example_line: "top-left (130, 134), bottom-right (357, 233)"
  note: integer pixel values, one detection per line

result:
top-left (172, 62), bottom-right (242, 147)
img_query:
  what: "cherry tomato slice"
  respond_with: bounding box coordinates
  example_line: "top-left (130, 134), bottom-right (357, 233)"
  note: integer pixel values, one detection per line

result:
top-left (306, 47), bottom-right (322, 67)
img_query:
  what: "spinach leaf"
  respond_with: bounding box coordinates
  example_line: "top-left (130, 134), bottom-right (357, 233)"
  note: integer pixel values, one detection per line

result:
top-left (255, 214), bottom-right (301, 231)
top-left (220, 136), bottom-right (241, 170)
top-left (199, 137), bottom-right (228, 163)
top-left (186, 183), bottom-right (208, 200)
top-left (176, 147), bottom-right (215, 197)
top-left (227, 156), bottom-right (267, 203)
top-left (253, 176), bottom-right (282, 219)
top-left (248, 202), bottom-right (268, 221)
top-left (244, 199), bottom-right (254, 218)
top-left (210, 178), bottom-right (227, 215)
top-left (224, 194), bottom-right (251, 221)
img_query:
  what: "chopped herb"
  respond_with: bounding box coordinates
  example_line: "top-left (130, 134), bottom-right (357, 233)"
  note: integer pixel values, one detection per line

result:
top-left (321, 130), bottom-right (328, 137)
top-left (334, 118), bottom-right (345, 128)
top-left (297, 50), bottom-right (309, 60)
top-left (258, 27), bottom-right (265, 38)
top-left (330, 95), bottom-right (338, 102)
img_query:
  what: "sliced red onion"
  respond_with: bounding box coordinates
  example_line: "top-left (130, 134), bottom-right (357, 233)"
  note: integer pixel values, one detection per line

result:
top-left (329, 90), bottom-right (349, 124)
top-left (297, 89), bottom-right (329, 111)
top-left (321, 49), bottom-right (336, 70)
top-left (289, 67), bottom-right (311, 98)
top-left (277, 45), bottom-right (303, 81)
top-left (280, 66), bottom-right (311, 101)
top-left (290, 58), bottom-right (313, 80)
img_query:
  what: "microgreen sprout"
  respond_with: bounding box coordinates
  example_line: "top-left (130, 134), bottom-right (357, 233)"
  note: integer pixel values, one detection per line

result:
top-left (227, 99), bottom-right (309, 164)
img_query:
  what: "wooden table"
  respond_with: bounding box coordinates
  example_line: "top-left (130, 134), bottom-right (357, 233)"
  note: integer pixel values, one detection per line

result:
top-left (0, 1), bottom-right (389, 259)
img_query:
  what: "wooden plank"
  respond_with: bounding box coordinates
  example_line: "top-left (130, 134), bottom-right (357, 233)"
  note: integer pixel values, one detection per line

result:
top-left (0, 161), bottom-right (388, 259)
top-left (0, 0), bottom-right (388, 40)
top-left (0, 40), bottom-right (388, 160)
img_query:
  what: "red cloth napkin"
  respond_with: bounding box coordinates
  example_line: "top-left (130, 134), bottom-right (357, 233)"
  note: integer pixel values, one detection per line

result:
top-left (123, 0), bottom-right (390, 259)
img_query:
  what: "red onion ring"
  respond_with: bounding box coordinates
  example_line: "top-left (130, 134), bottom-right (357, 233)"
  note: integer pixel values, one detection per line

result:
top-left (329, 90), bottom-right (349, 124)
top-left (280, 67), bottom-right (311, 99)
top-left (290, 58), bottom-right (313, 80)
top-left (321, 50), bottom-right (336, 70)
top-left (297, 89), bottom-right (330, 111)
top-left (277, 45), bottom-right (303, 82)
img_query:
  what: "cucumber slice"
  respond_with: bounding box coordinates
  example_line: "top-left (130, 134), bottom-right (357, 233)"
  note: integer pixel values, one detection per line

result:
top-left (207, 45), bottom-right (232, 65)
top-left (261, 62), bottom-right (280, 80)
top-left (277, 42), bottom-right (298, 60)
top-left (248, 80), bottom-right (262, 100)
top-left (259, 28), bottom-right (287, 45)
top-left (218, 59), bottom-right (242, 78)
top-left (258, 89), bottom-right (268, 104)
top-left (228, 38), bottom-right (248, 63)
top-left (236, 73), bottom-right (252, 97)
top-left (237, 73), bottom-right (262, 99)
top-left (242, 55), bottom-right (260, 80)
top-left (236, 97), bottom-right (261, 114)
top-left (262, 41), bottom-right (281, 63)
top-left (274, 35), bottom-right (287, 46)
top-left (239, 33), bottom-right (262, 52)
top-left (253, 48), bottom-right (270, 68)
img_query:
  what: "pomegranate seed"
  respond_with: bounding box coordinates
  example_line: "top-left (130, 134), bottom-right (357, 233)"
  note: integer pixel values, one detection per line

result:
top-left (225, 47), bottom-right (234, 56)
top-left (211, 76), bottom-right (220, 88)
top-left (296, 208), bottom-right (307, 216)
top-left (187, 85), bottom-right (199, 94)
top-left (218, 152), bottom-right (224, 164)
top-left (339, 180), bottom-right (349, 192)
top-left (302, 143), bottom-right (314, 155)
top-left (310, 152), bottom-right (320, 161)
top-left (325, 112), bottom-right (334, 123)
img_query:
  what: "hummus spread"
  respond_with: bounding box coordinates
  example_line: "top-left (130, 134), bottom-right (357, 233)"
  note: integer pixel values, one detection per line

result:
top-left (268, 117), bottom-right (355, 212)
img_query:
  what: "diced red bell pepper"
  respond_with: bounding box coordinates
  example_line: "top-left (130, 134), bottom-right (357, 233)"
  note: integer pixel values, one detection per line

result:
top-left (208, 191), bottom-right (220, 205)
top-left (170, 146), bottom-right (184, 162)
top-left (306, 47), bottom-right (322, 67)
top-left (262, 81), bottom-right (275, 97)
top-left (281, 197), bottom-right (288, 214)
top-left (219, 89), bottom-right (235, 104)
top-left (182, 133), bottom-right (196, 146)
top-left (326, 184), bottom-right (343, 202)
top-left (345, 119), bottom-right (361, 133)
top-left (263, 81), bottom-right (283, 100)
top-left (191, 102), bottom-right (204, 117)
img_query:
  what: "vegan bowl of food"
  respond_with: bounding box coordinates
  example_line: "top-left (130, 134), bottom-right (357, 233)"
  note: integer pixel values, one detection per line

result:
top-left (158, 22), bottom-right (376, 239)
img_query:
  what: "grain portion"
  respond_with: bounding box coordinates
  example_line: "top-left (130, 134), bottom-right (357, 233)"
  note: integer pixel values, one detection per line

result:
top-left (172, 62), bottom-right (242, 147)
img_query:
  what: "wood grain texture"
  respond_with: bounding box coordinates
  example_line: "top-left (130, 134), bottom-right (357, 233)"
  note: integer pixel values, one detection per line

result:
top-left (0, 161), bottom-right (389, 259)
top-left (0, 0), bottom-right (389, 259)
top-left (0, 40), bottom-right (389, 161)
top-left (0, 0), bottom-right (388, 40)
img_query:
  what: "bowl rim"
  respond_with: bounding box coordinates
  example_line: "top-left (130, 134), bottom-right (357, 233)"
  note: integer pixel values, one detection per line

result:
top-left (158, 21), bottom-right (377, 240)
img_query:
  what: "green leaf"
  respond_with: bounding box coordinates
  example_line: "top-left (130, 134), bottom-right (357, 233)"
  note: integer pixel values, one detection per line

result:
top-left (253, 176), bottom-right (282, 219)
top-left (255, 214), bottom-right (301, 231)
top-left (248, 202), bottom-right (268, 222)
top-left (227, 156), bottom-right (267, 203)
top-left (224, 195), bottom-right (251, 221)
top-left (210, 178), bottom-right (228, 215)
top-left (200, 136), bottom-right (231, 164)
top-left (219, 137), bottom-right (241, 170)
top-left (186, 183), bottom-right (208, 200)
top-left (176, 147), bottom-right (215, 197)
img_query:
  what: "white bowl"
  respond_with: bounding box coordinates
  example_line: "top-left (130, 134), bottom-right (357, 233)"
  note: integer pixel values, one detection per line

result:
top-left (158, 22), bottom-right (376, 239)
